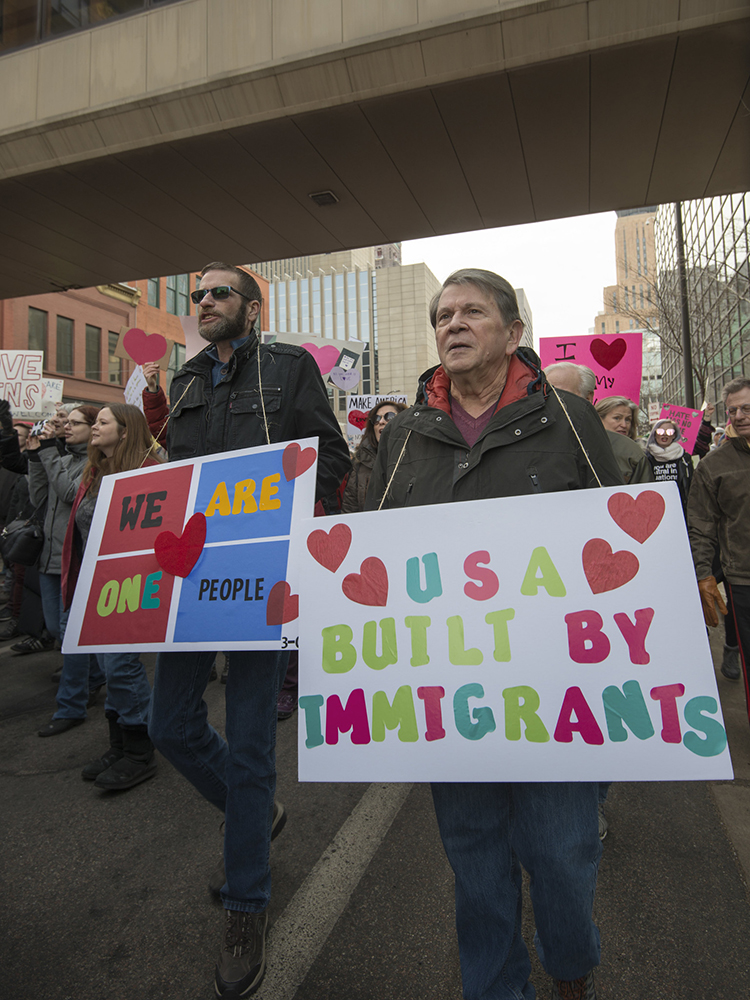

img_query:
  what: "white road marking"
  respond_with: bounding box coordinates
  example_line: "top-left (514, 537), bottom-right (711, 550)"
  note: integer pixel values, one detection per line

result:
top-left (259, 782), bottom-right (413, 999)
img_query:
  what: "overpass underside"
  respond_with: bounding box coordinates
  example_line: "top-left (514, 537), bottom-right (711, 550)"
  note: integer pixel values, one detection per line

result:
top-left (0, 0), bottom-right (748, 298)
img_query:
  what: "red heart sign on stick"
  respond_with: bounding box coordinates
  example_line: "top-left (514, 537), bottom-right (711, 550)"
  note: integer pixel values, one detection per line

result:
top-left (123, 328), bottom-right (169, 365)
top-left (266, 581), bottom-right (299, 625)
top-left (590, 337), bottom-right (627, 371)
top-left (307, 523), bottom-right (352, 573)
top-left (154, 512), bottom-right (206, 578)
top-left (582, 538), bottom-right (639, 594)
top-left (283, 443), bottom-right (317, 481)
top-left (607, 491), bottom-right (665, 544)
top-left (342, 557), bottom-right (389, 606)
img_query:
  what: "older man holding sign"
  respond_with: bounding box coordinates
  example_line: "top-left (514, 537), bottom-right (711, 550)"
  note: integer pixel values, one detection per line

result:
top-left (368, 270), bottom-right (621, 1000)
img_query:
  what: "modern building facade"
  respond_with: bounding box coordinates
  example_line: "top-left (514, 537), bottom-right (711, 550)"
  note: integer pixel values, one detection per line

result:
top-left (654, 194), bottom-right (749, 418)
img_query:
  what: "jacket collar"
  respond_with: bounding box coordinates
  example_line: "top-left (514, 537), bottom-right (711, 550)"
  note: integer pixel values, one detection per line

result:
top-left (417, 347), bottom-right (545, 415)
top-left (180, 327), bottom-right (260, 376)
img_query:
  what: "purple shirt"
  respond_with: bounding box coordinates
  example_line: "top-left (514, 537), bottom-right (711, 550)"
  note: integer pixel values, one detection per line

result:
top-left (450, 397), bottom-right (497, 448)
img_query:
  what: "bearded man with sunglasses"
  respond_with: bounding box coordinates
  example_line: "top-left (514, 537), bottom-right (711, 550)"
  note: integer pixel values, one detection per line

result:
top-left (147, 262), bottom-right (350, 998)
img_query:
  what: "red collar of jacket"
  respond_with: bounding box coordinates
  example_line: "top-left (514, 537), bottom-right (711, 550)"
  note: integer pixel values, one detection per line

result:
top-left (424, 352), bottom-right (538, 416)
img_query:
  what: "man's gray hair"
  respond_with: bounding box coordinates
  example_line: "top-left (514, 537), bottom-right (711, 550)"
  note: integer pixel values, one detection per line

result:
top-left (429, 268), bottom-right (521, 329)
top-left (722, 376), bottom-right (750, 403)
top-left (545, 362), bottom-right (596, 399)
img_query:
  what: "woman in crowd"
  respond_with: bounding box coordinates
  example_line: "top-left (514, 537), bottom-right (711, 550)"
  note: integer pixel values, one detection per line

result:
top-left (30, 405), bottom-right (107, 732)
top-left (645, 417), bottom-right (694, 516)
top-left (62, 404), bottom-right (162, 790)
top-left (342, 400), bottom-right (408, 513)
top-left (594, 396), bottom-right (653, 485)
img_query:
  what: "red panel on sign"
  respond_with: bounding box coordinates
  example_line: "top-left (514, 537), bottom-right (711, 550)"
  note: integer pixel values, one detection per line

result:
top-left (98, 465), bottom-right (194, 556)
top-left (79, 553), bottom-right (174, 645)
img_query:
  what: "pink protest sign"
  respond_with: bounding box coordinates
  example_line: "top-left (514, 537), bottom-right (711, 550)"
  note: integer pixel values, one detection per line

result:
top-left (539, 333), bottom-right (643, 405)
top-left (659, 405), bottom-right (704, 454)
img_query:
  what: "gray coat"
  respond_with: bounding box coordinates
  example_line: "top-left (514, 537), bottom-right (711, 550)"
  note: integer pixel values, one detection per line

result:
top-left (28, 440), bottom-right (89, 574)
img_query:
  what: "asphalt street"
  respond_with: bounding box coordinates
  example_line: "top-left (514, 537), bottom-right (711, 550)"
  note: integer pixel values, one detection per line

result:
top-left (1, 627), bottom-right (748, 1000)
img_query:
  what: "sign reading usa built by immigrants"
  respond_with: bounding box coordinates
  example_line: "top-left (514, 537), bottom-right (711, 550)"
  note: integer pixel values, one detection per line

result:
top-left (289, 483), bottom-right (733, 783)
top-left (62, 440), bottom-right (317, 653)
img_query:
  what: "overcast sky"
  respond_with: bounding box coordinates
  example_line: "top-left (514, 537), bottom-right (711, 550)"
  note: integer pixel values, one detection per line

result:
top-left (402, 211), bottom-right (618, 350)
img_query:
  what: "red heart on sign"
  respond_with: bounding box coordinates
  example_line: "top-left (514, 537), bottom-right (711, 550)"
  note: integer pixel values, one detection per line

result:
top-left (301, 342), bottom-right (340, 375)
top-left (582, 538), bottom-right (639, 594)
top-left (266, 580), bottom-right (299, 625)
top-left (342, 557), bottom-right (388, 606)
top-left (590, 337), bottom-right (627, 371)
top-left (607, 491), bottom-right (665, 544)
top-left (307, 523), bottom-right (352, 573)
top-left (154, 512), bottom-right (206, 578)
top-left (283, 442), bottom-right (317, 481)
top-left (123, 328), bottom-right (169, 365)
top-left (348, 409), bottom-right (368, 430)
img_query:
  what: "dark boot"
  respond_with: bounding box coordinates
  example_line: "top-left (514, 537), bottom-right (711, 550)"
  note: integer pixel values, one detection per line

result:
top-left (94, 724), bottom-right (157, 790)
top-left (82, 714), bottom-right (124, 781)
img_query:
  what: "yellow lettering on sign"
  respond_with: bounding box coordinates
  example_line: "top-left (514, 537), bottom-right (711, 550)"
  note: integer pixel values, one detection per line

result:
top-left (205, 481), bottom-right (231, 517)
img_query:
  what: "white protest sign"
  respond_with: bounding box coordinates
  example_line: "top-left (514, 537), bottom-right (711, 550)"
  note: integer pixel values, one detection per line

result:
top-left (124, 366), bottom-right (148, 411)
top-left (62, 439), bottom-right (318, 654)
top-left (0, 351), bottom-right (46, 418)
top-left (40, 378), bottom-right (64, 417)
top-left (347, 394), bottom-right (408, 443)
top-left (290, 483), bottom-right (732, 783)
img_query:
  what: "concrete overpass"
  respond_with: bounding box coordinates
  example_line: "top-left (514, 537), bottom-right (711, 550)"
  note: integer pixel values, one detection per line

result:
top-left (0, 0), bottom-right (748, 299)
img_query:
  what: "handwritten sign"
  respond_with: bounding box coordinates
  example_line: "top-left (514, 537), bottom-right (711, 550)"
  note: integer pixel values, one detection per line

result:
top-left (40, 378), bottom-right (64, 417)
top-left (0, 351), bottom-right (50, 419)
top-left (347, 395), bottom-right (408, 443)
top-left (289, 483), bottom-right (732, 783)
top-left (539, 333), bottom-right (643, 405)
top-left (658, 405), bottom-right (703, 454)
top-left (124, 367), bottom-right (148, 412)
top-left (62, 439), bottom-right (318, 654)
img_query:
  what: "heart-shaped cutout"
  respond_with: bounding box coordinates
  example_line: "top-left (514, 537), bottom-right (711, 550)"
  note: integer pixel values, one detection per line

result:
top-left (123, 328), bottom-right (169, 366)
top-left (154, 512), bottom-right (206, 578)
top-left (348, 409), bottom-right (367, 430)
top-left (301, 342), bottom-right (341, 375)
top-left (582, 538), bottom-right (639, 594)
top-left (307, 523), bottom-right (352, 573)
top-left (329, 366), bottom-right (361, 391)
top-left (283, 442), bottom-right (317, 481)
top-left (266, 580), bottom-right (299, 625)
top-left (342, 557), bottom-right (388, 606)
top-left (607, 491), bottom-right (665, 544)
top-left (590, 337), bottom-right (627, 371)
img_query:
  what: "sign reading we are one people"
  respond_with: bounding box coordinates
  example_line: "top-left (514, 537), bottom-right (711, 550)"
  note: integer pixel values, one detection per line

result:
top-left (63, 440), bottom-right (318, 653)
top-left (289, 483), bottom-right (733, 783)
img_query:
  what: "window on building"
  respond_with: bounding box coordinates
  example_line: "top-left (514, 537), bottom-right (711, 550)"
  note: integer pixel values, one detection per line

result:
top-left (268, 284), bottom-right (276, 331)
top-left (28, 307), bottom-right (48, 354)
top-left (300, 279), bottom-right (310, 334)
top-left (622, 233), bottom-right (628, 276)
top-left (323, 275), bottom-right (333, 337)
top-left (601, 322), bottom-right (605, 333)
top-left (85, 324), bottom-right (101, 380)
top-left (640, 285), bottom-right (644, 310)
top-left (167, 344), bottom-right (186, 394)
top-left (615, 321), bottom-right (620, 332)
top-left (56, 316), bottom-right (74, 374)
top-left (335, 274), bottom-right (345, 338)
top-left (312, 277), bottom-right (321, 335)
top-left (289, 280), bottom-right (298, 333)
top-left (167, 274), bottom-right (190, 315)
top-left (147, 278), bottom-right (160, 307)
top-left (108, 332), bottom-right (122, 384)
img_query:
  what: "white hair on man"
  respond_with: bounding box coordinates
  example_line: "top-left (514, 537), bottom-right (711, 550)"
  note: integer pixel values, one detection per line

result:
top-left (544, 362), bottom-right (596, 402)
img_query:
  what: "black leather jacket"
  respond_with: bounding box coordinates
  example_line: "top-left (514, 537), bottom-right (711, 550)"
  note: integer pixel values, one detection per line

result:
top-left (167, 332), bottom-right (351, 501)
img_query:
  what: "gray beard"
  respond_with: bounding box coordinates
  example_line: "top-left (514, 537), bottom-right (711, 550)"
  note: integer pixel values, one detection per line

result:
top-left (199, 302), bottom-right (249, 345)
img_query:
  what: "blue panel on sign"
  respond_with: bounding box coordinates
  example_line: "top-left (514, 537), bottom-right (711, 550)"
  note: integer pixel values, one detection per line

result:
top-left (196, 451), bottom-right (295, 543)
top-left (173, 539), bottom-right (288, 642)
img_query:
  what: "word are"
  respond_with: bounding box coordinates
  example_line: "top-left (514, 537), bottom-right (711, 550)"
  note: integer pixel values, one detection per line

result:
top-left (198, 578), bottom-right (265, 602)
top-left (299, 680), bottom-right (726, 758)
top-left (205, 475), bottom-right (281, 516)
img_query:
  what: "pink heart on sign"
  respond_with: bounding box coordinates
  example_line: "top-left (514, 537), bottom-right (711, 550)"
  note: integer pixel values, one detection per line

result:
top-left (582, 538), bottom-right (639, 594)
top-left (342, 557), bottom-right (389, 606)
top-left (329, 366), bottom-right (360, 391)
top-left (266, 581), bottom-right (299, 625)
top-left (123, 328), bottom-right (168, 365)
top-left (307, 523), bottom-right (352, 573)
top-left (154, 513), bottom-right (206, 578)
top-left (590, 338), bottom-right (627, 371)
top-left (282, 442), bottom-right (317, 481)
top-left (607, 491), bottom-right (665, 544)
top-left (302, 342), bottom-right (340, 375)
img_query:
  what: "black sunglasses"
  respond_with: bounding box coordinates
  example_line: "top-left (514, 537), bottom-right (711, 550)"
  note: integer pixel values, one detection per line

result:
top-left (373, 411), bottom-right (397, 425)
top-left (190, 285), bottom-right (252, 305)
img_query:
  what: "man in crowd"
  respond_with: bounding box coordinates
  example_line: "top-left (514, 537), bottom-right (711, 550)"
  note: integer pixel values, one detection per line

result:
top-left (368, 269), bottom-right (621, 1000)
top-left (543, 360), bottom-right (596, 402)
top-left (688, 376), bottom-right (750, 720)
top-left (148, 263), bottom-right (350, 998)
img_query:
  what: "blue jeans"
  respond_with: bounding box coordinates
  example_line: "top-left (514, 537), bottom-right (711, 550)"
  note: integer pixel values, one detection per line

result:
top-left (431, 781), bottom-right (601, 1000)
top-left (41, 572), bottom-right (106, 722)
top-left (100, 652), bottom-right (152, 727)
top-left (149, 649), bottom-right (287, 912)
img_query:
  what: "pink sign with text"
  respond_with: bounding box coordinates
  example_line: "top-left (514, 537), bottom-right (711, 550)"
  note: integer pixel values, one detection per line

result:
top-left (539, 333), bottom-right (643, 405)
top-left (658, 405), bottom-right (704, 454)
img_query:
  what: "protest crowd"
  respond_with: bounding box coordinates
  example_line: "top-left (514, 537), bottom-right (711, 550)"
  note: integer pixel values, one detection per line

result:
top-left (2, 263), bottom-right (748, 1000)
